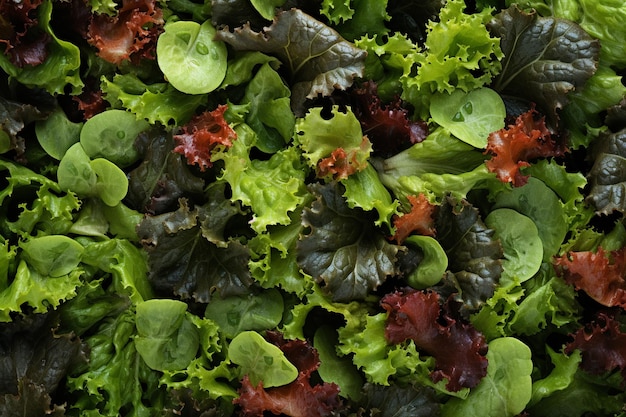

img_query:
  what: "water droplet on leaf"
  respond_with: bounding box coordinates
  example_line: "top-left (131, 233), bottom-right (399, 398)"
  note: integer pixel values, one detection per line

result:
top-left (452, 111), bottom-right (465, 122)
top-left (463, 101), bottom-right (473, 114)
top-left (195, 42), bottom-right (209, 55)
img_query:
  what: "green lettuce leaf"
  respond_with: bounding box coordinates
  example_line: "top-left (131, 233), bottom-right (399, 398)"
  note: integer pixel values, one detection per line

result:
top-left (248, 204), bottom-right (316, 297)
top-left (204, 288), bottom-right (284, 338)
top-left (237, 62), bottom-right (295, 153)
top-left (101, 73), bottom-right (206, 126)
top-left (400, 0), bottom-right (503, 112)
top-left (373, 127), bottom-right (489, 203)
top-left (67, 308), bottom-right (165, 417)
top-left (217, 123), bottom-right (308, 233)
top-left (331, 0), bottom-right (390, 41)
top-left (135, 299), bottom-right (200, 372)
top-left (0, 0), bottom-right (82, 95)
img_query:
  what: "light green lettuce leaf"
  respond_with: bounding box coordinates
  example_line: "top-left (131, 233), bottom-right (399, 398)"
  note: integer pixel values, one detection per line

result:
top-left (295, 105), bottom-right (371, 174)
top-left (217, 123), bottom-right (308, 233)
top-left (400, 0), bottom-right (503, 113)
top-left (135, 299), bottom-right (200, 372)
top-left (341, 164), bottom-right (398, 229)
top-left (0, 259), bottom-right (83, 322)
top-left (101, 74), bottom-right (206, 126)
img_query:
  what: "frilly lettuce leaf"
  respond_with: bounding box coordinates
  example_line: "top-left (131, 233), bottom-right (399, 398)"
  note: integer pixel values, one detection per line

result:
top-left (400, 0), bottom-right (503, 113)
top-left (248, 203), bottom-right (317, 297)
top-left (296, 182), bottom-right (403, 302)
top-left (295, 105), bottom-right (372, 180)
top-left (576, 0), bottom-right (626, 68)
top-left (216, 123), bottom-right (308, 233)
top-left (216, 9), bottom-right (366, 115)
top-left (329, 0), bottom-right (390, 41)
top-left (101, 73), bottom-right (206, 126)
top-left (67, 308), bottom-right (166, 416)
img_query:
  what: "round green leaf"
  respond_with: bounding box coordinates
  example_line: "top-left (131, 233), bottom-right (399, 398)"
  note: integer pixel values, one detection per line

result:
top-left (485, 208), bottom-right (543, 286)
top-left (430, 87), bottom-right (506, 148)
top-left (135, 299), bottom-right (199, 371)
top-left (35, 108), bottom-right (83, 160)
top-left (57, 142), bottom-right (97, 197)
top-left (229, 330), bottom-right (298, 388)
top-left (80, 109), bottom-right (148, 167)
top-left (20, 235), bottom-right (84, 277)
top-left (90, 158), bottom-right (129, 207)
top-left (157, 20), bottom-right (227, 94)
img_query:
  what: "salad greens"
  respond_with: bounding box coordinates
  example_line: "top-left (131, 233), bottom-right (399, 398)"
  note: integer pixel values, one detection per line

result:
top-left (2, 0), bottom-right (626, 415)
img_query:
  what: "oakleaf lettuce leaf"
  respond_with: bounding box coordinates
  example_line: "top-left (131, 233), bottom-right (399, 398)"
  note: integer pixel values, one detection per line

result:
top-left (216, 9), bottom-right (366, 114)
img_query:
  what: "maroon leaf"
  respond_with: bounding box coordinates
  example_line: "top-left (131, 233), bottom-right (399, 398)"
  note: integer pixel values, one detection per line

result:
top-left (381, 289), bottom-right (488, 391)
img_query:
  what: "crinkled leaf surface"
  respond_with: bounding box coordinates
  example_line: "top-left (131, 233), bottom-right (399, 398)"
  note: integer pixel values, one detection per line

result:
top-left (127, 128), bottom-right (205, 215)
top-left (434, 198), bottom-right (504, 314)
top-left (216, 9), bottom-right (366, 114)
top-left (586, 128), bottom-right (626, 215)
top-left (296, 182), bottom-right (402, 302)
top-left (489, 5), bottom-right (600, 126)
top-left (0, 313), bottom-right (86, 395)
top-left (356, 383), bottom-right (440, 417)
top-left (137, 199), bottom-right (252, 303)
